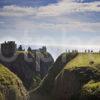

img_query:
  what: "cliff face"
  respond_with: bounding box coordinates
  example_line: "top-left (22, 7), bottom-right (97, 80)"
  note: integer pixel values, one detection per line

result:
top-left (0, 51), bottom-right (54, 90)
top-left (0, 52), bottom-right (36, 90)
top-left (29, 52), bottom-right (78, 100)
top-left (53, 53), bottom-right (100, 100)
top-left (53, 67), bottom-right (100, 100)
top-left (81, 81), bottom-right (100, 100)
top-left (0, 64), bottom-right (28, 100)
top-left (29, 53), bottom-right (100, 100)
top-left (36, 52), bottom-right (54, 78)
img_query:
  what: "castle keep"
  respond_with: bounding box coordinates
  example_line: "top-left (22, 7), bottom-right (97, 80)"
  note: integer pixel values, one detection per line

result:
top-left (1, 41), bottom-right (16, 57)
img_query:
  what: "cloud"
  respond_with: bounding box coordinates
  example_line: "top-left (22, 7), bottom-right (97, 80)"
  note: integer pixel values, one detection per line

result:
top-left (14, 19), bottom-right (100, 32)
top-left (37, 1), bottom-right (100, 16)
top-left (0, 0), bottom-right (100, 17)
top-left (0, 5), bottom-right (38, 16)
top-left (0, 0), bottom-right (100, 46)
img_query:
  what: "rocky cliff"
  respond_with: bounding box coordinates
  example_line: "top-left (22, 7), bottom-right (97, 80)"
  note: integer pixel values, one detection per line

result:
top-left (29, 52), bottom-right (78, 100)
top-left (0, 51), bottom-right (54, 90)
top-left (29, 53), bottom-right (100, 100)
top-left (0, 64), bottom-right (28, 100)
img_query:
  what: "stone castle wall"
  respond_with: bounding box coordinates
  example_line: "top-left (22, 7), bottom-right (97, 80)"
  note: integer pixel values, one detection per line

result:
top-left (1, 41), bottom-right (16, 57)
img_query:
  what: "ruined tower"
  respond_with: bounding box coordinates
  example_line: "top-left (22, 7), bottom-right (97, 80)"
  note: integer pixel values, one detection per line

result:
top-left (1, 41), bottom-right (17, 57)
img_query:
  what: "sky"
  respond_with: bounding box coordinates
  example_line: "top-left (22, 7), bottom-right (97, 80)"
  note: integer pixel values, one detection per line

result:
top-left (0, 0), bottom-right (100, 58)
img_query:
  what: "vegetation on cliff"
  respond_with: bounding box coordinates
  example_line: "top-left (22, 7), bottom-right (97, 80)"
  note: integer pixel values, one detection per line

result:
top-left (65, 53), bottom-right (100, 69)
top-left (0, 64), bottom-right (28, 100)
top-left (0, 41), bottom-right (100, 100)
top-left (29, 52), bottom-right (78, 100)
top-left (81, 81), bottom-right (100, 99)
top-left (0, 50), bottom-right (54, 90)
top-left (29, 52), bottom-right (100, 100)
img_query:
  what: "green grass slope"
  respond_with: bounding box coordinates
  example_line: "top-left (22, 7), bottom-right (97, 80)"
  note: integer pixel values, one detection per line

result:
top-left (62, 53), bottom-right (100, 100)
top-left (0, 64), bottom-right (28, 100)
top-left (65, 53), bottom-right (100, 69)
top-left (29, 52), bottom-right (100, 100)
top-left (81, 81), bottom-right (100, 99)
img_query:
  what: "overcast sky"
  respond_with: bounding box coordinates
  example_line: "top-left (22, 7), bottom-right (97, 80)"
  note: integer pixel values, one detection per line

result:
top-left (0, 0), bottom-right (100, 50)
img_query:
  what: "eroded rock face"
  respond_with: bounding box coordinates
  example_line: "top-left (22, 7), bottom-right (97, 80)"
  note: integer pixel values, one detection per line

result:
top-left (29, 52), bottom-right (78, 100)
top-left (0, 51), bottom-right (54, 90)
top-left (0, 64), bottom-right (28, 100)
top-left (0, 52), bottom-right (36, 90)
top-left (36, 52), bottom-right (54, 78)
top-left (53, 70), bottom-right (80, 100)
top-left (29, 53), bottom-right (100, 100)
top-left (80, 81), bottom-right (100, 100)
top-left (53, 67), bottom-right (100, 100)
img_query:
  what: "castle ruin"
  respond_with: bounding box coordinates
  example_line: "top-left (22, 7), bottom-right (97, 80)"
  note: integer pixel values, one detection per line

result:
top-left (0, 41), bottom-right (17, 57)
top-left (32, 46), bottom-right (47, 53)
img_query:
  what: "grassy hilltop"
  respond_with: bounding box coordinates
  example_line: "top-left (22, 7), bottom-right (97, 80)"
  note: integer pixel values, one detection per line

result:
top-left (30, 52), bottom-right (100, 100)
top-left (65, 53), bottom-right (100, 69)
top-left (63, 53), bottom-right (100, 99)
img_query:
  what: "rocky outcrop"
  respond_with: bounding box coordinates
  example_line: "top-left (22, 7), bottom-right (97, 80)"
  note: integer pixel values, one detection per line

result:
top-left (29, 52), bottom-right (78, 100)
top-left (80, 81), bottom-right (100, 100)
top-left (36, 52), bottom-right (54, 78)
top-left (0, 64), bottom-right (28, 100)
top-left (53, 66), bottom-right (100, 100)
top-left (0, 50), bottom-right (54, 90)
top-left (0, 41), bottom-right (54, 90)
top-left (0, 52), bottom-right (36, 90)
top-left (29, 52), bottom-right (100, 100)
